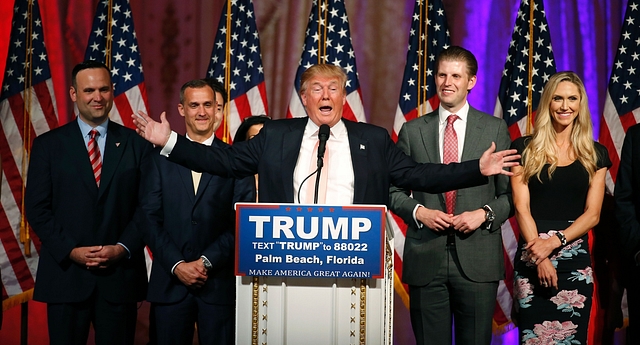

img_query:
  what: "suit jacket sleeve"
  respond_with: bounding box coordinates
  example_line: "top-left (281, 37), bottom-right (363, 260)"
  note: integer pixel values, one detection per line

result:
top-left (388, 124), bottom-right (421, 224)
top-left (201, 163), bottom-right (255, 272)
top-left (25, 136), bottom-right (77, 264)
top-left (615, 124), bottom-right (640, 260)
top-left (168, 133), bottom-right (261, 179)
top-left (484, 118), bottom-right (513, 230)
top-left (137, 150), bottom-right (186, 271)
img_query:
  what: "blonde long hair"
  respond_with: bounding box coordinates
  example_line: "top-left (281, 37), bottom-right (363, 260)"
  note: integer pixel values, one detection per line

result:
top-left (521, 71), bottom-right (598, 183)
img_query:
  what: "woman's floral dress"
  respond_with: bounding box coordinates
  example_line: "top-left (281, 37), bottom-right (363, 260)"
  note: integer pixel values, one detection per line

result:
top-left (512, 137), bottom-right (611, 344)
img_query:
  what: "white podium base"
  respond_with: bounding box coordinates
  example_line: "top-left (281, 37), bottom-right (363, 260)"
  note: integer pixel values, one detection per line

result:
top-left (236, 242), bottom-right (394, 345)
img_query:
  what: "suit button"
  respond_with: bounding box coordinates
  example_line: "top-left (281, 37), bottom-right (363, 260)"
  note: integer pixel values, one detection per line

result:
top-left (191, 221), bottom-right (197, 225)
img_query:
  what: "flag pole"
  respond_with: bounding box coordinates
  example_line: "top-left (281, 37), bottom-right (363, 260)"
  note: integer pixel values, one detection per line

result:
top-left (222, 0), bottom-right (232, 143)
top-left (105, 0), bottom-right (113, 68)
top-left (526, 0), bottom-right (535, 135)
top-left (416, 0), bottom-right (425, 117)
top-left (20, 0), bottom-right (35, 257)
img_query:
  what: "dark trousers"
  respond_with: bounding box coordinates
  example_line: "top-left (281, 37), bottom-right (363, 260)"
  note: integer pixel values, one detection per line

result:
top-left (47, 290), bottom-right (137, 345)
top-left (409, 245), bottom-right (498, 345)
top-left (153, 294), bottom-right (234, 345)
top-left (628, 264), bottom-right (640, 344)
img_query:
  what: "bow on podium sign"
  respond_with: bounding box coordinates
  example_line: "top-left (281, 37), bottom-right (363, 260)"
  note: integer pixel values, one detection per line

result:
top-left (235, 203), bottom-right (387, 279)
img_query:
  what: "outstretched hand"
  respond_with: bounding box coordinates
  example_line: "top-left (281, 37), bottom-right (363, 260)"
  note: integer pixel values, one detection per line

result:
top-left (132, 111), bottom-right (171, 147)
top-left (479, 142), bottom-right (520, 177)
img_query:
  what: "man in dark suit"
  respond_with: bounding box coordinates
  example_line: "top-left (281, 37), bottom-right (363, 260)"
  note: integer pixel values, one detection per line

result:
top-left (614, 123), bottom-right (640, 344)
top-left (138, 79), bottom-right (252, 344)
top-left (389, 46), bottom-right (512, 345)
top-left (133, 64), bottom-right (519, 205)
top-left (25, 60), bottom-right (151, 345)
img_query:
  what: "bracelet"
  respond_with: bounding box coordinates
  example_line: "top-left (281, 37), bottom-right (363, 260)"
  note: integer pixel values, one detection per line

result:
top-left (555, 231), bottom-right (567, 246)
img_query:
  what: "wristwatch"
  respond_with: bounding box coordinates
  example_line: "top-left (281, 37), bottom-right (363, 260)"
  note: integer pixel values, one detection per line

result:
top-left (482, 205), bottom-right (495, 222)
top-left (201, 256), bottom-right (212, 271)
top-left (556, 231), bottom-right (567, 246)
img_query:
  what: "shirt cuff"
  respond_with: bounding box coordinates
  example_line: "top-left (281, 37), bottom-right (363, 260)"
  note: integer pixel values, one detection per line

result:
top-left (160, 131), bottom-right (178, 157)
top-left (412, 205), bottom-right (424, 228)
top-left (171, 260), bottom-right (185, 275)
top-left (116, 242), bottom-right (131, 259)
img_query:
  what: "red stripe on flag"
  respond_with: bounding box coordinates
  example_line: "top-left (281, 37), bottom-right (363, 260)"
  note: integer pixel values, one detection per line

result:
top-left (598, 123), bottom-right (621, 184)
top-left (257, 82), bottom-right (268, 114)
top-left (33, 82), bottom-right (58, 130)
top-left (114, 94), bottom-right (135, 129)
top-left (508, 124), bottom-right (523, 141)
top-left (0, 211), bottom-right (35, 293)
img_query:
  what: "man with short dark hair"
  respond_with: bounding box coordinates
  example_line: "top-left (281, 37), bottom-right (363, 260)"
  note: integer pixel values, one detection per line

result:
top-left (389, 46), bottom-right (513, 345)
top-left (25, 60), bottom-right (151, 345)
top-left (138, 79), bottom-right (252, 344)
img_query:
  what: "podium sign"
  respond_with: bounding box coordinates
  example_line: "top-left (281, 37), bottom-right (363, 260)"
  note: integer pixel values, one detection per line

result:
top-left (235, 203), bottom-right (387, 279)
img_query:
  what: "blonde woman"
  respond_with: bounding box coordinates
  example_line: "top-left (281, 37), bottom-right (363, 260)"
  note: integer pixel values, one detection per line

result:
top-left (511, 71), bottom-right (611, 344)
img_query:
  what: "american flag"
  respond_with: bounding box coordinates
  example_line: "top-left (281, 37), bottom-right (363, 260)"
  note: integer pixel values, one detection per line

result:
top-left (286, 0), bottom-right (365, 123)
top-left (391, 0), bottom-right (450, 141)
top-left (84, 0), bottom-right (148, 129)
top-left (387, 0), bottom-right (450, 309)
top-left (207, 0), bottom-right (268, 144)
top-left (0, 0), bottom-right (56, 308)
top-left (84, 0), bottom-right (153, 275)
top-left (599, 0), bottom-right (640, 193)
top-left (493, 0), bottom-right (556, 331)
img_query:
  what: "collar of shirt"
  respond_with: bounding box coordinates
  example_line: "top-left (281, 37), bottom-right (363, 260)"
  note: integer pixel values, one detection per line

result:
top-left (438, 101), bottom-right (470, 124)
top-left (438, 101), bottom-right (469, 163)
top-left (186, 133), bottom-right (215, 146)
top-left (303, 117), bottom-right (347, 140)
top-left (77, 117), bottom-right (108, 154)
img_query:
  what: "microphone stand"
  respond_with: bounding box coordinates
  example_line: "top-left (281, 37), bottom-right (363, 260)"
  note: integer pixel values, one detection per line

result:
top-left (313, 156), bottom-right (324, 204)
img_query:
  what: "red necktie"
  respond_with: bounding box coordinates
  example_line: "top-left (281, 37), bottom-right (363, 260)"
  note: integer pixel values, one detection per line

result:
top-left (88, 129), bottom-right (102, 186)
top-left (443, 115), bottom-right (459, 214)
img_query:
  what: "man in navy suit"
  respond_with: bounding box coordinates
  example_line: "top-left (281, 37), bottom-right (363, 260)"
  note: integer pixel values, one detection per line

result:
top-left (133, 64), bottom-right (518, 206)
top-left (138, 79), bottom-right (252, 344)
top-left (25, 60), bottom-right (151, 345)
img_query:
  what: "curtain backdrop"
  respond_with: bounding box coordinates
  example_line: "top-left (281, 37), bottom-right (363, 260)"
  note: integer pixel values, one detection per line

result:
top-left (0, 1), bottom-right (628, 344)
top-left (0, 0), bottom-right (626, 135)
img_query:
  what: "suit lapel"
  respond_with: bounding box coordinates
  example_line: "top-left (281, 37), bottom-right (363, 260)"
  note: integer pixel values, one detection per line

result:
top-left (344, 120), bottom-right (368, 203)
top-left (67, 121), bottom-right (100, 195)
top-left (282, 119), bottom-right (306, 202)
top-left (98, 121), bottom-right (126, 199)
top-left (419, 114), bottom-right (440, 163)
top-left (177, 165), bottom-right (197, 203)
top-left (461, 107), bottom-right (485, 161)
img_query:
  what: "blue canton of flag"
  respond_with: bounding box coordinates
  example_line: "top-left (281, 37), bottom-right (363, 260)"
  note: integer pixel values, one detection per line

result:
top-left (84, 0), bottom-right (148, 128)
top-left (392, 0), bottom-right (450, 140)
top-left (287, 0), bottom-right (365, 123)
top-left (207, 0), bottom-right (268, 143)
top-left (599, 1), bottom-right (640, 192)
top-left (1, 0), bottom-right (57, 306)
top-left (494, 0), bottom-right (556, 140)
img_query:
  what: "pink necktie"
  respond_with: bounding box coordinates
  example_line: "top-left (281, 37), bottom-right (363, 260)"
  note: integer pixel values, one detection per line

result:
top-left (306, 140), bottom-right (329, 204)
top-left (88, 129), bottom-right (102, 186)
top-left (443, 115), bottom-right (459, 214)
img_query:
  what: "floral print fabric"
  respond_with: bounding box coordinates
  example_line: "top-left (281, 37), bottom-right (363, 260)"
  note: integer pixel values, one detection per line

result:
top-left (514, 231), bottom-right (592, 344)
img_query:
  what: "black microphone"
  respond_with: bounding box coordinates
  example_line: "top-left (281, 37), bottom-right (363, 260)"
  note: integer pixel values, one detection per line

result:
top-left (317, 124), bottom-right (330, 167)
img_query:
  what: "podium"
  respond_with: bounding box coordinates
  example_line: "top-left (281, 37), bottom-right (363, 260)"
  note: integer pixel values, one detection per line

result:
top-left (234, 203), bottom-right (394, 345)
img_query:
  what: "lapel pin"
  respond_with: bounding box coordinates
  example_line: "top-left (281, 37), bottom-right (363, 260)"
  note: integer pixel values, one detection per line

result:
top-left (116, 143), bottom-right (120, 147)
top-left (360, 144), bottom-right (365, 150)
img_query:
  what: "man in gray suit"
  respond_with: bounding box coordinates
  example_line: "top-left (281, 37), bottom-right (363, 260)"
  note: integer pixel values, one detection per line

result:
top-left (390, 46), bottom-right (513, 345)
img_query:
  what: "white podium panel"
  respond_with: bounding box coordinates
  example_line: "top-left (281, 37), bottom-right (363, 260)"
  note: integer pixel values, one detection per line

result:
top-left (236, 240), bottom-right (394, 345)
